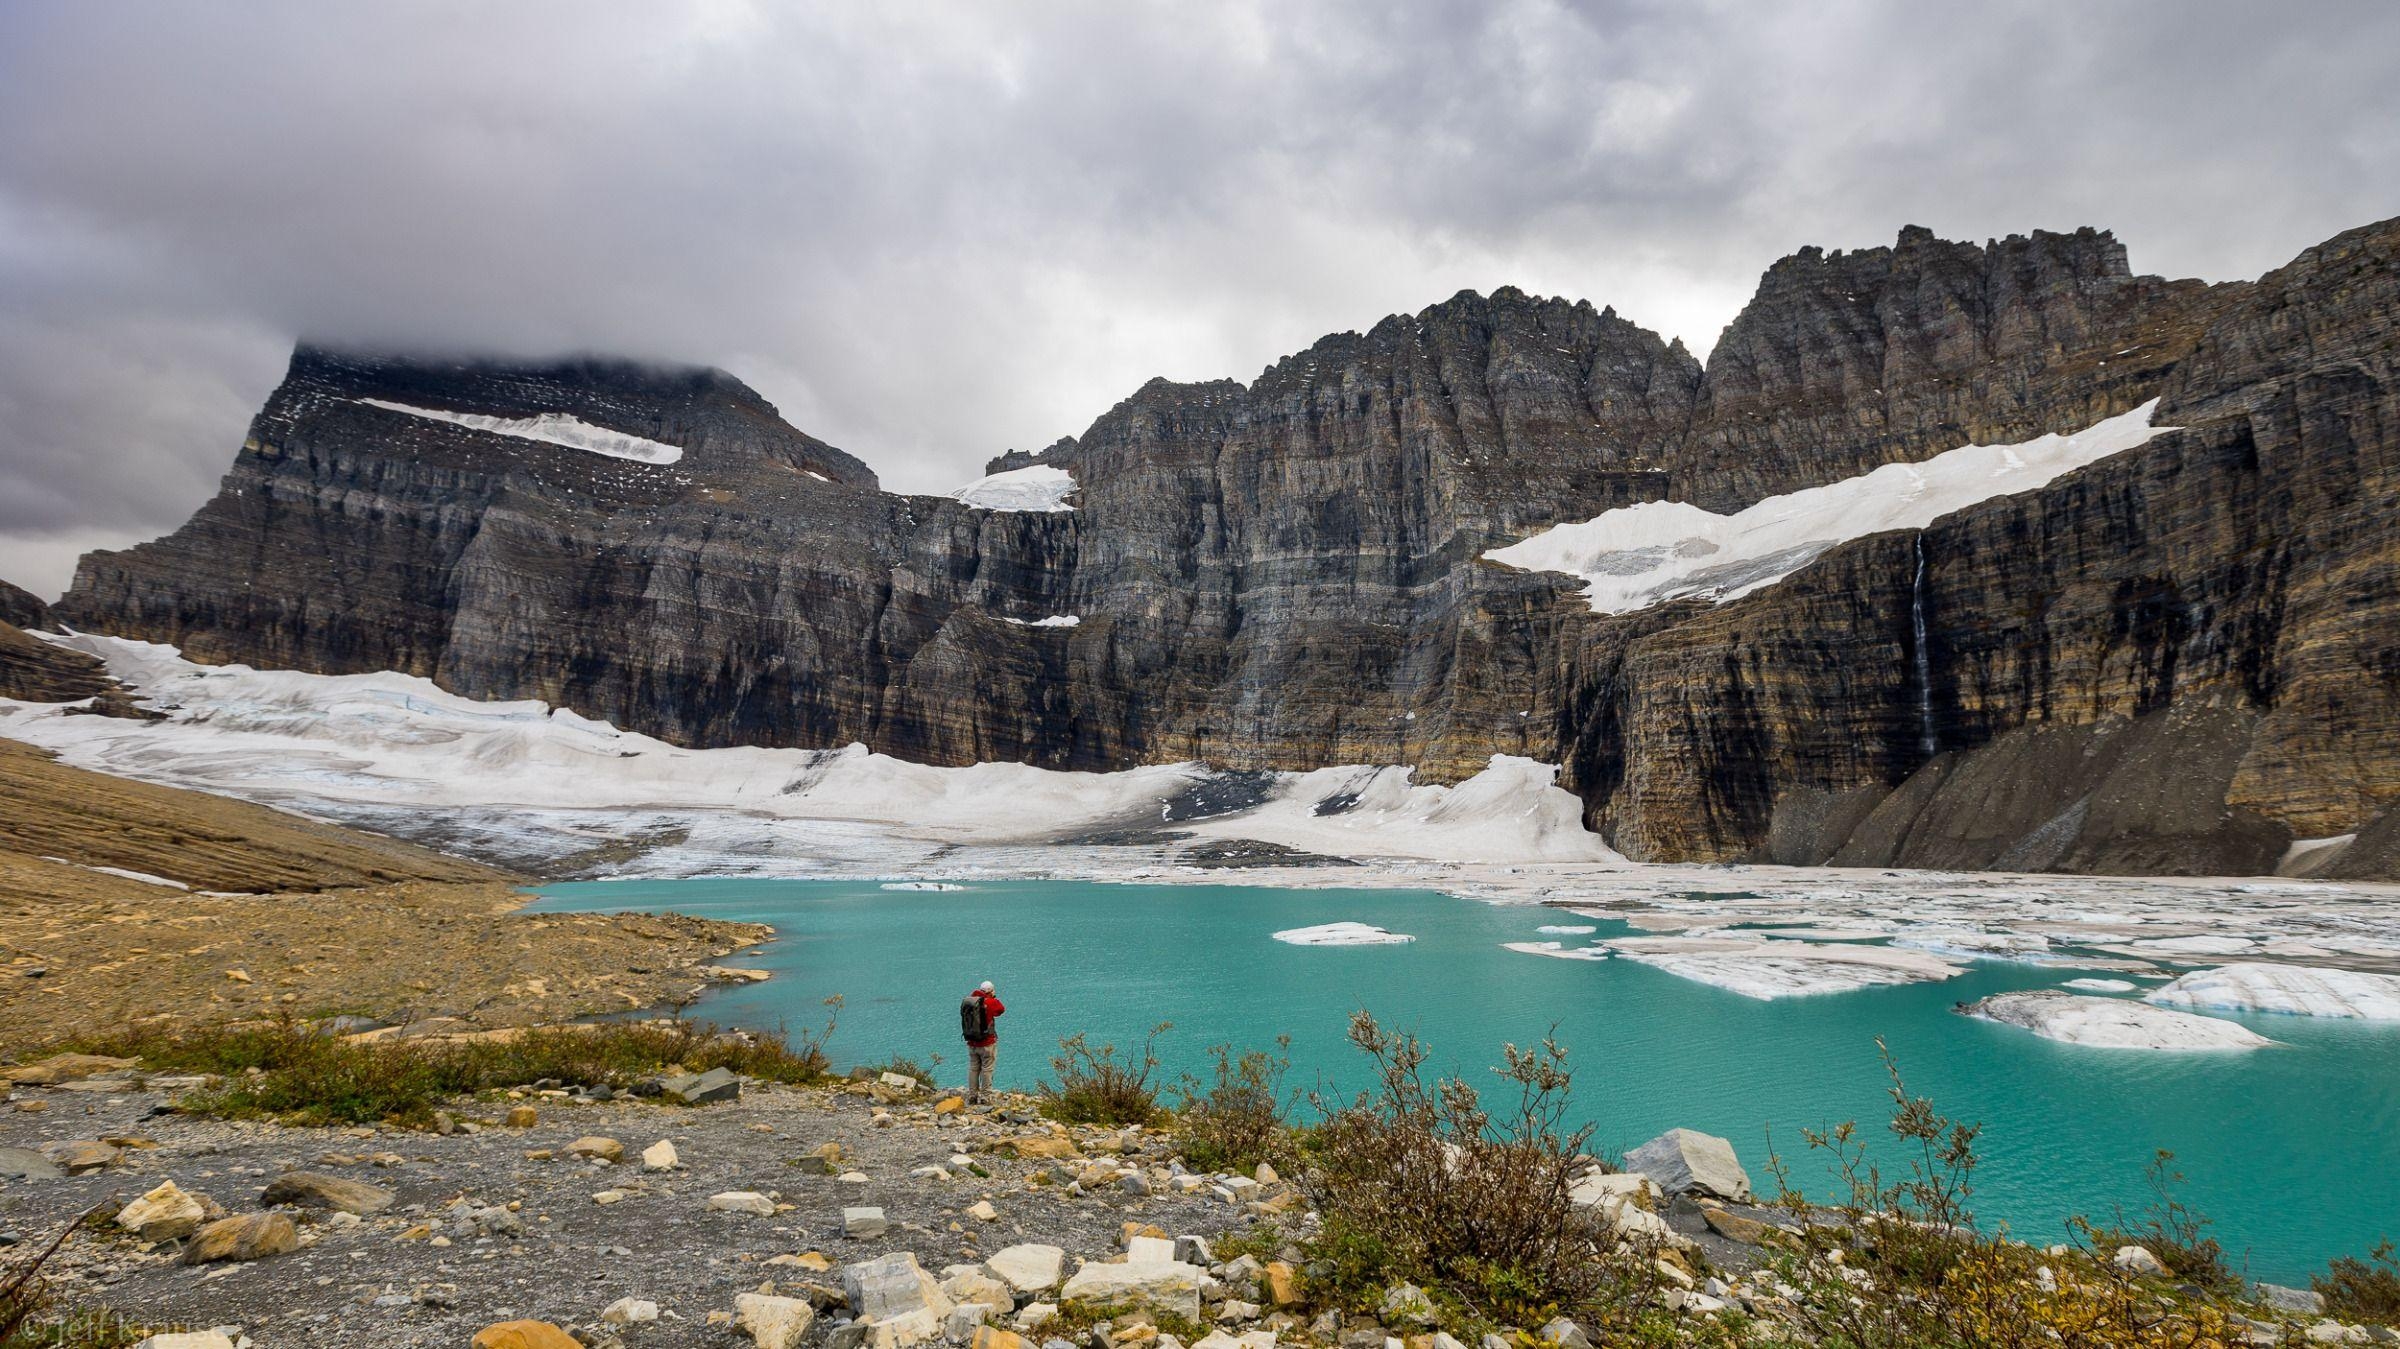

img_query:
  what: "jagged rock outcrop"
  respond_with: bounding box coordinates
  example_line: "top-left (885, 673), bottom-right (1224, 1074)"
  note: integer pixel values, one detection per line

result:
top-left (1675, 225), bottom-right (2232, 509)
top-left (49, 219), bottom-right (2400, 877)
top-left (0, 578), bottom-right (50, 630)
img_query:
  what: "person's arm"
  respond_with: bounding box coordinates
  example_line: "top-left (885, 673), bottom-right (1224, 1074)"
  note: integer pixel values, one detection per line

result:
top-left (986, 995), bottom-right (1005, 1018)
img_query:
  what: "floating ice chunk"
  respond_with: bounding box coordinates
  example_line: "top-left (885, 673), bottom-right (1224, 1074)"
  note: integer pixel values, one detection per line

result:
top-left (951, 464), bottom-right (1076, 512)
top-left (1890, 927), bottom-right (2054, 962)
top-left (2127, 934), bottom-right (2258, 956)
top-left (1273, 922), bottom-right (1414, 947)
top-left (359, 398), bottom-right (684, 465)
top-left (1485, 403), bottom-right (2170, 615)
top-left (1536, 924), bottom-right (1597, 935)
top-left (2145, 963), bottom-right (2400, 1020)
top-left (1503, 941), bottom-right (1610, 961)
top-left (2063, 978), bottom-right (2138, 993)
top-left (1604, 936), bottom-right (1965, 999)
top-left (881, 881), bottom-right (968, 892)
top-left (1963, 991), bottom-right (2275, 1050)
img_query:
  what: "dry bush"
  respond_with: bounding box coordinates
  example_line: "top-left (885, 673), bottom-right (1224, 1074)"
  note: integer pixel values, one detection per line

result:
top-left (1173, 1037), bottom-right (1294, 1174)
top-left (2316, 1240), bottom-right (2400, 1327)
top-left (1041, 1023), bottom-right (1168, 1126)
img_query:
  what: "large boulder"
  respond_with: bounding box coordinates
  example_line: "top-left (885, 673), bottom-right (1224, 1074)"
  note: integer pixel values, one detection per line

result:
top-left (118, 1180), bottom-right (208, 1241)
top-left (663, 1066), bottom-right (742, 1105)
top-left (1059, 1259), bottom-right (1204, 1322)
top-left (1622, 1129), bottom-right (1751, 1202)
top-left (985, 1244), bottom-right (1067, 1296)
top-left (182, 1212), bottom-right (298, 1265)
top-left (259, 1171), bottom-right (394, 1215)
top-left (845, 1252), bottom-right (955, 1322)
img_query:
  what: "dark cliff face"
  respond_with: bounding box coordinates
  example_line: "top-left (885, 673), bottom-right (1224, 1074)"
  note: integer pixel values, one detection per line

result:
top-left (1567, 217), bottom-right (2400, 875)
top-left (50, 219), bottom-right (2400, 878)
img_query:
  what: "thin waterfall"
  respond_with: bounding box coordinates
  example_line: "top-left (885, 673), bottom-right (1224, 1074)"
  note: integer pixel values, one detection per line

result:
top-left (1911, 533), bottom-right (1936, 758)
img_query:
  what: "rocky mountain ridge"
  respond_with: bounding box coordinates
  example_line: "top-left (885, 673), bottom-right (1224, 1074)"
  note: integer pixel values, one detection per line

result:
top-left (37, 216), bottom-right (2400, 878)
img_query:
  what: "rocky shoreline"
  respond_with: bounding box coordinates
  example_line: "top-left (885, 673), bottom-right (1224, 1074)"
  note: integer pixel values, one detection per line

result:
top-left (0, 1051), bottom-right (2388, 1349)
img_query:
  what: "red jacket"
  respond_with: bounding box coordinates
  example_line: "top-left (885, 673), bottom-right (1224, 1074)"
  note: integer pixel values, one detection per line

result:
top-left (965, 990), bottom-right (1005, 1047)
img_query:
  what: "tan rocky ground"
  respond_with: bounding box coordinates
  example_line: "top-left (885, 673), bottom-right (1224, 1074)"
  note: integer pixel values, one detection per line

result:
top-left (0, 737), bottom-right (769, 1047)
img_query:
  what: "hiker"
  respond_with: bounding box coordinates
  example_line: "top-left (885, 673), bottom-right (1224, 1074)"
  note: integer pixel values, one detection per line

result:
top-left (960, 979), bottom-right (1005, 1103)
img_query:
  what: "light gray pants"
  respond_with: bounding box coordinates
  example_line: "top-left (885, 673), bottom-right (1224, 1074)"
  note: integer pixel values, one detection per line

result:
top-left (967, 1043), bottom-right (996, 1101)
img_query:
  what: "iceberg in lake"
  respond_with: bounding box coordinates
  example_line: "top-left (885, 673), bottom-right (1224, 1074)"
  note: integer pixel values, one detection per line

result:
top-left (2146, 963), bottom-right (2400, 1020)
top-left (1272, 921), bottom-right (1413, 947)
top-left (1964, 991), bottom-right (2275, 1050)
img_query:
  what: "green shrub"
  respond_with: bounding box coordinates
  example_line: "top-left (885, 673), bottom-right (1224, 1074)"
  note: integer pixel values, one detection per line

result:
top-left (1297, 1011), bottom-right (1607, 1325)
top-left (1173, 1037), bottom-right (1294, 1174)
top-left (66, 999), bottom-right (839, 1126)
top-left (1039, 1023), bottom-right (1167, 1126)
top-left (2073, 1151), bottom-right (2238, 1294)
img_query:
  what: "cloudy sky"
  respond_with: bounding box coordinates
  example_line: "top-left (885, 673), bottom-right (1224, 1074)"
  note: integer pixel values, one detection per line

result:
top-left (2, 1), bottom-right (2394, 596)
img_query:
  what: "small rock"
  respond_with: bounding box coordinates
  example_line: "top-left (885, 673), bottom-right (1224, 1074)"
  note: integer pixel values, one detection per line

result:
top-left (974, 1329), bottom-right (1029, 1349)
top-left (665, 1066), bottom-right (743, 1105)
top-left (505, 1105), bottom-right (538, 1128)
top-left (592, 1189), bottom-right (628, 1205)
top-left (117, 1180), bottom-right (208, 1242)
top-left (2114, 1246), bottom-right (2170, 1278)
top-left (1060, 1258), bottom-right (1204, 1322)
top-left (182, 1212), bottom-right (298, 1265)
top-left (1538, 1320), bottom-right (1590, 1349)
top-left (2259, 1285), bottom-right (2326, 1315)
top-left (986, 1243), bottom-right (1067, 1296)
top-left (843, 1206), bottom-right (889, 1239)
top-left (969, 1200), bottom-right (999, 1222)
top-left (0, 1147), bottom-right (63, 1180)
top-left (471, 1322), bottom-right (581, 1349)
top-left (566, 1136), bottom-right (624, 1164)
top-left (131, 1335), bottom-right (235, 1349)
top-left (259, 1171), bottom-right (395, 1215)
top-left (1379, 1285), bottom-right (1436, 1327)
top-left (603, 1297), bottom-right (661, 1326)
top-left (738, 1294), bottom-right (817, 1349)
top-left (46, 1140), bottom-right (121, 1174)
top-left (643, 1139), bottom-right (680, 1171)
top-left (1262, 1262), bottom-right (1302, 1307)
top-left (709, 1191), bottom-right (777, 1217)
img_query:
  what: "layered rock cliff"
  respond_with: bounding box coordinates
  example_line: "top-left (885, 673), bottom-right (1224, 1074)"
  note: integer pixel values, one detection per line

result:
top-left (48, 218), bottom-right (2400, 878)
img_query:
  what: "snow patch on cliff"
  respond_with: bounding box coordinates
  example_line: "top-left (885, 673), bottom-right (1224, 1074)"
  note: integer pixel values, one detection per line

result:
top-left (1178, 757), bottom-right (1625, 864)
top-left (358, 398), bottom-right (685, 465)
top-left (952, 464), bottom-right (1077, 512)
top-left (1483, 402), bottom-right (2171, 615)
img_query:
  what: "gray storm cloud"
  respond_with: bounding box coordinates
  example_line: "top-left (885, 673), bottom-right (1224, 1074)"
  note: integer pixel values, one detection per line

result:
top-left (2, 0), bottom-right (2394, 595)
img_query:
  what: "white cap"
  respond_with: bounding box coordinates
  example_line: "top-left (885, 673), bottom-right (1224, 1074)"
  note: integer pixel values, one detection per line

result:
top-left (978, 980), bottom-right (995, 992)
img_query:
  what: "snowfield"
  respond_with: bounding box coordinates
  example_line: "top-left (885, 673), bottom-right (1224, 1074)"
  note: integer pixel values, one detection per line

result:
top-left (1483, 403), bottom-right (2171, 615)
top-left (1965, 991), bottom-right (2276, 1050)
top-left (359, 399), bottom-right (685, 465)
top-left (951, 464), bottom-right (1077, 512)
top-left (2146, 963), bottom-right (2400, 1020)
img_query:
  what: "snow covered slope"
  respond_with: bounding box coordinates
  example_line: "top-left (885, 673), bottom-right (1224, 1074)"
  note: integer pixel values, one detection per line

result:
top-left (950, 464), bottom-right (1077, 512)
top-left (359, 398), bottom-right (685, 465)
top-left (0, 635), bottom-right (1611, 870)
top-left (1484, 403), bottom-right (2172, 615)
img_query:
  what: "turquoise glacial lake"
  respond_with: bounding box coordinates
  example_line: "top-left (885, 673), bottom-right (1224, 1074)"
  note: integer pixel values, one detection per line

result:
top-left (530, 878), bottom-right (2400, 1283)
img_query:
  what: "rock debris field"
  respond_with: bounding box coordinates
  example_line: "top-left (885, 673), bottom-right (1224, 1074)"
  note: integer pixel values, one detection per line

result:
top-left (0, 1060), bottom-right (1319, 1349)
